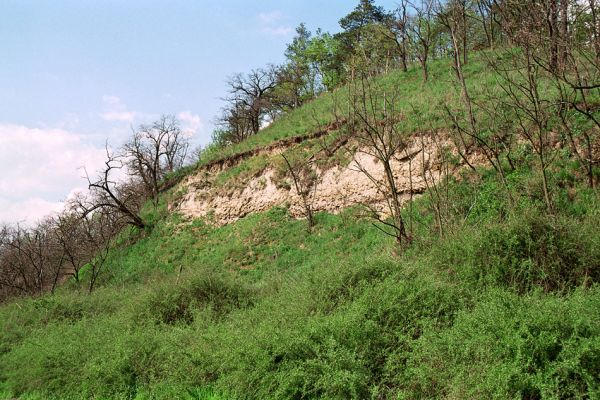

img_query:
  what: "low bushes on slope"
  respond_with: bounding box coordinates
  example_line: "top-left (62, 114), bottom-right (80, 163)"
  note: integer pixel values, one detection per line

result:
top-left (0, 166), bottom-right (599, 399)
top-left (405, 288), bottom-right (600, 399)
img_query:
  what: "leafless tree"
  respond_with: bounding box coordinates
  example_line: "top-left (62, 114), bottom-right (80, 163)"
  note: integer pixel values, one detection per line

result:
top-left (0, 224), bottom-right (35, 298)
top-left (0, 221), bottom-right (64, 299)
top-left (382, 0), bottom-right (410, 72)
top-left (83, 146), bottom-right (146, 230)
top-left (556, 84), bottom-right (599, 188)
top-left (473, 0), bottom-right (498, 49)
top-left (542, 5), bottom-right (600, 188)
top-left (437, 1), bottom-right (479, 169)
top-left (448, 0), bottom-right (470, 64)
top-left (226, 66), bottom-right (279, 135)
top-left (282, 153), bottom-right (317, 232)
top-left (489, 0), bottom-right (599, 201)
top-left (349, 73), bottom-right (411, 247)
top-left (38, 218), bottom-right (66, 294)
top-left (124, 115), bottom-right (189, 205)
top-left (490, 47), bottom-right (556, 213)
top-left (214, 101), bottom-right (255, 145)
top-left (53, 207), bottom-right (89, 283)
top-left (408, 0), bottom-right (437, 82)
top-left (80, 208), bottom-right (121, 293)
top-left (589, 0), bottom-right (600, 62)
top-left (438, 1), bottom-right (518, 204)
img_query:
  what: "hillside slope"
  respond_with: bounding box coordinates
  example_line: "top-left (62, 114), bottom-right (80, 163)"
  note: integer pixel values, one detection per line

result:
top-left (1, 58), bottom-right (600, 400)
top-left (175, 59), bottom-right (489, 225)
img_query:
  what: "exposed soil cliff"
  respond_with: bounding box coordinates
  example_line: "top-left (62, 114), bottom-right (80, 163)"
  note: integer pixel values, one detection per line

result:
top-left (173, 132), bottom-right (469, 225)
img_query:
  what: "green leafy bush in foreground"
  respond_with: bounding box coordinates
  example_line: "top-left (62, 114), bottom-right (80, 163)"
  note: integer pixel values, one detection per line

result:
top-left (1, 165), bottom-right (599, 399)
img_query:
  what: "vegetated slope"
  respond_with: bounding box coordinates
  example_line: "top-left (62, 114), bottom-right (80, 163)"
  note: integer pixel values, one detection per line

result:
top-left (197, 56), bottom-right (480, 167)
top-left (175, 58), bottom-right (490, 225)
top-left (1, 59), bottom-right (600, 400)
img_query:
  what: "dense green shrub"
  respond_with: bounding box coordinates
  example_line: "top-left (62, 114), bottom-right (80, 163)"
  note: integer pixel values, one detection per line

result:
top-left (139, 272), bottom-right (256, 325)
top-left (402, 288), bottom-right (600, 399)
top-left (1, 165), bottom-right (599, 399)
top-left (427, 208), bottom-right (600, 293)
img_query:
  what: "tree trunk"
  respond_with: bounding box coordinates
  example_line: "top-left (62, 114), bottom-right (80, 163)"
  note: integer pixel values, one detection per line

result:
top-left (591, 0), bottom-right (600, 62)
top-left (421, 55), bottom-right (429, 82)
top-left (549, 0), bottom-right (559, 73)
top-left (462, 1), bottom-right (468, 65)
top-left (383, 160), bottom-right (408, 245)
top-left (559, 0), bottom-right (569, 70)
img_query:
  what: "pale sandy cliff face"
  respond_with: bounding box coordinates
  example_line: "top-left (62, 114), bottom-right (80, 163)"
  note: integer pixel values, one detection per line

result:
top-left (174, 134), bottom-right (457, 225)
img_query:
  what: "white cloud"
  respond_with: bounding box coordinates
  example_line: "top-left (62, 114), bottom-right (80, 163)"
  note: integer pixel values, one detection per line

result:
top-left (0, 197), bottom-right (63, 226)
top-left (55, 112), bottom-right (81, 131)
top-left (101, 95), bottom-right (122, 106)
top-left (0, 124), bottom-right (107, 225)
top-left (258, 11), bottom-right (283, 24)
top-left (257, 11), bottom-right (292, 37)
top-left (100, 111), bottom-right (137, 122)
top-left (177, 111), bottom-right (203, 136)
top-left (99, 95), bottom-right (141, 123)
top-left (263, 26), bottom-right (293, 36)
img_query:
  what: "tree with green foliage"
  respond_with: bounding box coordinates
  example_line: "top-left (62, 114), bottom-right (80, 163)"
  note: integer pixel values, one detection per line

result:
top-left (277, 23), bottom-right (319, 108)
top-left (339, 0), bottom-right (389, 41)
top-left (305, 30), bottom-right (344, 91)
top-left (337, 0), bottom-right (394, 77)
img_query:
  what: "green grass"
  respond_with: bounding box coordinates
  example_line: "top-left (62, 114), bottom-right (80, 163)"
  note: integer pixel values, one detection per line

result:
top-left (197, 56), bottom-right (484, 167)
top-left (195, 51), bottom-right (572, 191)
top-left (2, 51), bottom-right (600, 399)
top-left (1, 160), bottom-right (599, 399)
top-left (195, 58), bottom-right (460, 191)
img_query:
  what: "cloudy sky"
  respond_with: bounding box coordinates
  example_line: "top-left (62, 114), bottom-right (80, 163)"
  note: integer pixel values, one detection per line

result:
top-left (0, 0), bottom-right (398, 225)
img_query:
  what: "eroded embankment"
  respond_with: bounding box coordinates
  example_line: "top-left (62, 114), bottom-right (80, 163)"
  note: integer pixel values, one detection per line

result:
top-left (172, 129), bottom-right (473, 226)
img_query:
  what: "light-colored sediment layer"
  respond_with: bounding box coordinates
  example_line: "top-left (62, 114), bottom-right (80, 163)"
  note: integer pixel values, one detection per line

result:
top-left (174, 134), bottom-right (457, 226)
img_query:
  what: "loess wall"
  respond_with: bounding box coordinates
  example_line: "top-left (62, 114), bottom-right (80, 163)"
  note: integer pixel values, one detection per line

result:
top-left (174, 133), bottom-right (469, 225)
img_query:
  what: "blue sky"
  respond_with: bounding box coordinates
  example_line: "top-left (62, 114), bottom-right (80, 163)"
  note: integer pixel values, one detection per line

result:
top-left (0, 0), bottom-right (399, 224)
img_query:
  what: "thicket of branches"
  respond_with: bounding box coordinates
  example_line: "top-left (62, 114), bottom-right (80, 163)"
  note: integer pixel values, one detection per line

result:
top-left (0, 115), bottom-right (190, 301)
